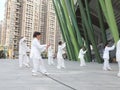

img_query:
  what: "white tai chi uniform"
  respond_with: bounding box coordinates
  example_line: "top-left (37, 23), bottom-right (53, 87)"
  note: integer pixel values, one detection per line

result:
top-left (103, 45), bottom-right (115, 70)
top-left (78, 48), bottom-right (87, 66)
top-left (57, 43), bottom-right (66, 69)
top-left (48, 46), bottom-right (54, 65)
top-left (116, 40), bottom-right (120, 76)
top-left (19, 37), bottom-right (30, 68)
top-left (30, 38), bottom-right (47, 75)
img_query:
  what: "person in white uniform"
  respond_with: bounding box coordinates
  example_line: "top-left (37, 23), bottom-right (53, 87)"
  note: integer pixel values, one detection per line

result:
top-left (19, 37), bottom-right (30, 68)
top-left (48, 45), bottom-right (54, 65)
top-left (57, 41), bottom-right (66, 69)
top-left (78, 46), bottom-right (87, 66)
top-left (103, 42), bottom-right (115, 71)
top-left (30, 32), bottom-right (50, 76)
top-left (116, 39), bottom-right (120, 77)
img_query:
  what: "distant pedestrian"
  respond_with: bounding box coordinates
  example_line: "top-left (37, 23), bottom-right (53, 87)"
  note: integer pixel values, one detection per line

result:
top-left (57, 41), bottom-right (66, 69)
top-left (48, 45), bottom-right (54, 65)
top-left (19, 37), bottom-right (30, 68)
top-left (103, 42), bottom-right (115, 71)
top-left (78, 46), bottom-right (87, 67)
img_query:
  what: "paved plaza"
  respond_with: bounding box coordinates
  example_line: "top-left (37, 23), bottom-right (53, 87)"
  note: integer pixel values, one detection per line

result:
top-left (0, 59), bottom-right (120, 90)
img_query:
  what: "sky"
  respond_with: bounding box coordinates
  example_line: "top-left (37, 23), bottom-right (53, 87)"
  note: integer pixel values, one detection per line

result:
top-left (0, 0), bottom-right (6, 21)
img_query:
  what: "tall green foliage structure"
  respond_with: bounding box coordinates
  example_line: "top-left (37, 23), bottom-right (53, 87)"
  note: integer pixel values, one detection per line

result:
top-left (77, 0), bottom-right (102, 63)
top-left (53, 0), bottom-right (84, 61)
top-left (99, 0), bottom-right (119, 44)
top-left (52, 0), bottom-right (119, 62)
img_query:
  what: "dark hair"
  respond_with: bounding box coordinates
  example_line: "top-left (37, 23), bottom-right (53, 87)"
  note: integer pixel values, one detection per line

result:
top-left (33, 31), bottom-right (41, 38)
top-left (58, 41), bottom-right (62, 45)
top-left (104, 42), bottom-right (109, 48)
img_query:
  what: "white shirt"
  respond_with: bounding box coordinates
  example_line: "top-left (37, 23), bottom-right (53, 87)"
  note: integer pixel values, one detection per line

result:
top-left (57, 43), bottom-right (66, 58)
top-left (78, 48), bottom-right (87, 58)
top-left (19, 38), bottom-right (30, 55)
top-left (103, 45), bottom-right (115, 59)
top-left (30, 38), bottom-right (47, 59)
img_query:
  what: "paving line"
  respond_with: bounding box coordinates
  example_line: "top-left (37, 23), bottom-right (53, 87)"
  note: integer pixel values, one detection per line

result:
top-left (45, 74), bottom-right (77, 90)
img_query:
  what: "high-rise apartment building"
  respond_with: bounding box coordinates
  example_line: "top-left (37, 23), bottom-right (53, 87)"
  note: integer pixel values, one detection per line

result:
top-left (3, 0), bottom-right (62, 58)
top-left (21, 0), bottom-right (48, 46)
top-left (5, 0), bottom-right (22, 58)
top-left (46, 0), bottom-right (62, 53)
top-left (21, 0), bottom-right (34, 46)
top-left (21, 0), bottom-right (62, 52)
top-left (0, 21), bottom-right (6, 46)
top-left (39, 0), bottom-right (47, 44)
top-left (55, 22), bottom-right (63, 53)
top-left (21, 0), bottom-right (40, 46)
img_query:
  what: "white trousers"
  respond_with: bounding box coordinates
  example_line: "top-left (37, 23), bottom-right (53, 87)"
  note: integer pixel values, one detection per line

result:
top-left (19, 54), bottom-right (29, 67)
top-left (57, 57), bottom-right (65, 69)
top-left (32, 58), bottom-right (47, 74)
top-left (48, 56), bottom-right (54, 65)
top-left (80, 56), bottom-right (86, 66)
top-left (103, 58), bottom-right (111, 70)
